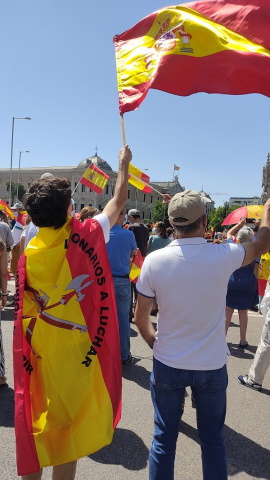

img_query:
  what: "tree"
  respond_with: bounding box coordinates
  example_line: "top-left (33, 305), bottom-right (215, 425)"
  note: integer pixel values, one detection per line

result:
top-left (6, 182), bottom-right (26, 203)
top-left (208, 204), bottom-right (241, 231)
top-left (153, 200), bottom-right (168, 224)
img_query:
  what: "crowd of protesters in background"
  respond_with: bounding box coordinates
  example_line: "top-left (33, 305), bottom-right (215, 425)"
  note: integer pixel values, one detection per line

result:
top-left (1, 177), bottom-right (270, 480)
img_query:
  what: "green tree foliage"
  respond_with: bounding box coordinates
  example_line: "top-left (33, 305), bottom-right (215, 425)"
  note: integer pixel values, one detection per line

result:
top-left (6, 182), bottom-right (26, 203)
top-left (153, 200), bottom-right (168, 224)
top-left (208, 204), bottom-right (241, 231)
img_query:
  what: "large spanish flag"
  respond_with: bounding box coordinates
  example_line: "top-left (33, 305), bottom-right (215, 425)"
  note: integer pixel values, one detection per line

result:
top-left (13, 217), bottom-right (121, 476)
top-left (80, 163), bottom-right (110, 195)
top-left (128, 163), bottom-right (152, 193)
top-left (114, 0), bottom-right (270, 114)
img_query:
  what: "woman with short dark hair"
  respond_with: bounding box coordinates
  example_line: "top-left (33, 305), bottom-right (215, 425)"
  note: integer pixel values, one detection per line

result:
top-left (147, 221), bottom-right (171, 255)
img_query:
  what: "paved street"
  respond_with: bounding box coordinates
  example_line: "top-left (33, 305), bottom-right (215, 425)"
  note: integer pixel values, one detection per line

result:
top-left (0, 279), bottom-right (269, 479)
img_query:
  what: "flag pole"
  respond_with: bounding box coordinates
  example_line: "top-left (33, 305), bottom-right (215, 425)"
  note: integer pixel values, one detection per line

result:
top-left (120, 114), bottom-right (126, 146)
top-left (72, 182), bottom-right (80, 196)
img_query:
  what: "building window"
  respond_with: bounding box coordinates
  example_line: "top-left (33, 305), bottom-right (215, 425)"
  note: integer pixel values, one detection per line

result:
top-left (82, 184), bottom-right (85, 193)
top-left (80, 204), bottom-right (84, 210)
top-left (99, 205), bottom-right (102, 211)
top-left (106, 185), bottom-right (109, 195)
top-left (143, 194), bottom-right (146, 202)
top-left (149, 212), bottom-right (152, 219)
top-left (142, 211), bottom-right (145, 219)
top-left (151, 195), bottom-right (153, 203)
top-left (74, 182), bottom-right (78, 191)
top-left (111, 186), bottom-right (114, 195)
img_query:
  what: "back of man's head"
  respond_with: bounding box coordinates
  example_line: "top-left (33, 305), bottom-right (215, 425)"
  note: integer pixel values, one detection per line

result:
top-left (168, 190), bottom-right (206, 235)
top-left (23, 177), bottom-right (72, 229)
top-left (128, 208), bottom-right (140, 222)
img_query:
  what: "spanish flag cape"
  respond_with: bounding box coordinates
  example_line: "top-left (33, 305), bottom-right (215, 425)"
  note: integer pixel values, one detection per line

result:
top-left (13, 216), bottom-right (122, 476)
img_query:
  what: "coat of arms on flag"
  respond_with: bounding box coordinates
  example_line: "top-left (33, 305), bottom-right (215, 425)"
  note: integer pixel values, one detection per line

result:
top-left (80, 163), bottom-right (110, 195)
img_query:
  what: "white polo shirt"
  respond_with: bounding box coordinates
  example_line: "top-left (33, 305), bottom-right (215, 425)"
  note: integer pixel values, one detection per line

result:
top-left (137, 237), bottom-right (245, 370)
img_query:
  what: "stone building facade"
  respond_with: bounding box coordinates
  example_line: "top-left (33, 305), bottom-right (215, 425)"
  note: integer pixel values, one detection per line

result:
top-left (228, 196), bottom-right (263, 207)
top-left (0, 154), bottom-right (186, 221)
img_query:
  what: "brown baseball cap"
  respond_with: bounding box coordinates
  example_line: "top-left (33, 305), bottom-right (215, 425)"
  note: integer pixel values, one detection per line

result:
top-left (168, 190), bottom-right (207, 226)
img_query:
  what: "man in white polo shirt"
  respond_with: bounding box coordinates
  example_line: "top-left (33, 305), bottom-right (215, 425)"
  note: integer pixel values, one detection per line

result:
top-left (135, 190), bottom-right (270, 480)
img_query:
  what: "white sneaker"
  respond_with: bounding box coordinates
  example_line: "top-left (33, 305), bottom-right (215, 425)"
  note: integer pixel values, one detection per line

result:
top-left (238, 375), bottom-right (262, 391)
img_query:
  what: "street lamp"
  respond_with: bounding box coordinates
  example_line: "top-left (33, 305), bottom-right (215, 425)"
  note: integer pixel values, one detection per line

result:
top-left (16, 150), bottom-right (30, 201)
top-left (9, 116), bottom-right (31, 206)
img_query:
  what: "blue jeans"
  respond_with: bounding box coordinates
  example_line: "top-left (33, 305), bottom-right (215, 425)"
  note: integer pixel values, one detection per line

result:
top-left (149, 358), bottom-right (228, 480)
top-left (113, 277), bottom-right (131, 361)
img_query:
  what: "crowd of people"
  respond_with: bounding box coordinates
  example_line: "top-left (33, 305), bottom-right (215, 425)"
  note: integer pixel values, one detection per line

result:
top-left (0, 149), bottom-right (270, 479)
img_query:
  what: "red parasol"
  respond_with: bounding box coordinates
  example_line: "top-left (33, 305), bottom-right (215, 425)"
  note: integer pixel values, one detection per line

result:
top-left (222, 205), bottom-right (263, 226)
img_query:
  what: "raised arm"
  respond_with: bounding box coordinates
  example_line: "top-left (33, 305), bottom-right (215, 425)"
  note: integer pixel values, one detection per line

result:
top-left (227, 217), bottom-right (246, 240)
top-left (103, 145), bottom-right (132, 228)
top-left (242, 199), bottom-right (270, 266)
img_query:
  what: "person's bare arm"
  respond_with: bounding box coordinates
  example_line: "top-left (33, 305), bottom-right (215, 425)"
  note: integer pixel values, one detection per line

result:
top-left (227, 217), bottom-right (246, 240)
top-left (0, 249), bottom-right (8, 309)
top-left (103, 145), bottom-right (132, 229)
top-left (130, 249), bottom-right (137, 260)
top-left (134, 293), bottom-right (156, 349)
top-left (242, 199), bottom-right (270, 266)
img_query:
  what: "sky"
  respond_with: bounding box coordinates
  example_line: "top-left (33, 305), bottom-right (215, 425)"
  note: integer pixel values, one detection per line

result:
top-left (0, 0), bottom-right (269, 208)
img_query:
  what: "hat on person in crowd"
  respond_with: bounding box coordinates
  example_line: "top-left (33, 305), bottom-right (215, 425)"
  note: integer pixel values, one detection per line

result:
top-left (168, 190), bottom-right (207, 226)
top-left (40, 172), bottom-right (54, 179)
top-left (11, 202), bottom-right (24, 210)
top-left (128, 209), bottom-right (140, 217)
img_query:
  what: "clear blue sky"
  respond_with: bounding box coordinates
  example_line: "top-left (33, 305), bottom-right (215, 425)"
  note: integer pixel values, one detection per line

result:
top-left (0, 0), bottom-right (269, 207)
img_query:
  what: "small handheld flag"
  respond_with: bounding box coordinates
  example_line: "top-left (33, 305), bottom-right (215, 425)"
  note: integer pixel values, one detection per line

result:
top-left (0, 199), bottom-right (15, 219)
top-left (128, 163), bottom-right (152, 193)
top-left (80, 164), bottom-right (110, 195)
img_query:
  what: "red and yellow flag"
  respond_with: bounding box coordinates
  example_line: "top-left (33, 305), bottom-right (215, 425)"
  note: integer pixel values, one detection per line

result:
top-left (128, 163), bottom-right (152, 193)
top-left (13, 217), bottom-right (121, 476)
top-left (114, 0), bottom-right (270, 113)
top-left (130, 250), bottom-right (144, 282)
top-left (0, 198), bottom-right (15, 219)
top-left (80, 163), bottom-right (110, 195)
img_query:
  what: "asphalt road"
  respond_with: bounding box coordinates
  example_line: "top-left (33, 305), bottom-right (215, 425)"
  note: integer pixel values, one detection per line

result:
top-left (0, 280), bottom-right (269, 479)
